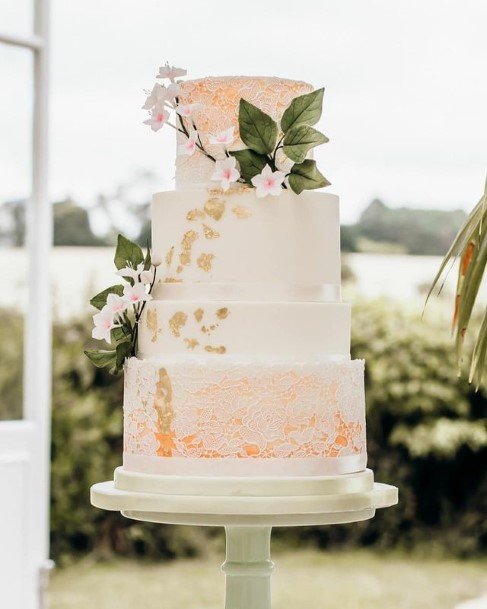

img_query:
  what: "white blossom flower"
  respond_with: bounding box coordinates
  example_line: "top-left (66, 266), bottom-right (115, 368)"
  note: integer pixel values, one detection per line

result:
top-left (175, 103), bottom-right (202, 118)
top-left (209, 127), bottom-right (235, 146)
top-left (211, 156), bottom-right (240, 192)
top-left (251, 165), bottom-right (285, 198)
top-left (140, 267), bottom-right (156, 284)
top-left (177, 130), bottom-right (198, 157)
top-left (151, 252), bottom-right (163, 266)
top-left (105, 292), bottom-right (128, 315)
top-left (92, 309), bottom-right (119, 343)
top-left (156, 63), bottom-right (187, 81)
top-left (123, 282), bottom-right (153, 305)
top-left (142, 83), bottom-right (168, 110)
top-left (165, 82), bottom-right (181, 100)
top-left (116, 263), bottom-right (145, 281)
top-left (143, 106), bottom-right (169, 132)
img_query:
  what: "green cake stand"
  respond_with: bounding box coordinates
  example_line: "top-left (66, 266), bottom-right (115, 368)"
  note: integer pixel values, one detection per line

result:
top-left (91, 467), bottom-right (397, 609)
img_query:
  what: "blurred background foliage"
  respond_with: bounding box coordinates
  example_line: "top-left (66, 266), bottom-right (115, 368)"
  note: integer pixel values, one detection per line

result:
top-left (1, 298), bottom-right (485, 564)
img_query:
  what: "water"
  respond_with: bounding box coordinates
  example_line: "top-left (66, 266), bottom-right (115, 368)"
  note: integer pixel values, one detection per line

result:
top-left (1, 247), bottom-right (484, 320)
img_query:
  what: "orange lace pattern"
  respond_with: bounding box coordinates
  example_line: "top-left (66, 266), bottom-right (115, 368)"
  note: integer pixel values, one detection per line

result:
top-left (176, 76), bottom-right (313, 187)
top-left (123, 357), bottom-right (366, 460)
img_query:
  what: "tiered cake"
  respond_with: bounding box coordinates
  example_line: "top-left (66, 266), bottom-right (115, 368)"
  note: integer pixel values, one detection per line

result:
top-left (122, 75), bottom-right (367, 478)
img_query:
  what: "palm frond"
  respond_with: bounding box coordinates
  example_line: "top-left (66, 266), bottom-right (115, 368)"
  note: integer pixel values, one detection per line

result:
top-left (428, 178), bottom-right (487, 388)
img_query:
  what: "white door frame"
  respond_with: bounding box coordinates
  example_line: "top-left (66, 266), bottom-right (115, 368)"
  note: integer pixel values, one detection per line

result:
top-left (0, 0), bottom-right (52, 607)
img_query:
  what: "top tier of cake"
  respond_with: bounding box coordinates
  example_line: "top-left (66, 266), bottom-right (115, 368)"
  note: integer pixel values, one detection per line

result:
top-left (175, 76), bottom-right (312, 189)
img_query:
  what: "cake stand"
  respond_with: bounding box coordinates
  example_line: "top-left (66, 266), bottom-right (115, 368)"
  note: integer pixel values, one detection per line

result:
top-left (91, 467), bottom-right (397, 609)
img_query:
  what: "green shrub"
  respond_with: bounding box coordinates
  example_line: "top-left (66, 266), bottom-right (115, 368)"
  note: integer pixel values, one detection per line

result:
top-left (1, 300), bottom-right (485, 561)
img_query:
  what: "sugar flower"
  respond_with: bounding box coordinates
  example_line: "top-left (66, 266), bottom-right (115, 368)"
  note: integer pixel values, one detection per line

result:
top-left (143, 106), bottom-right (169, 132)
top-left (178, 130), bottom-right (199, 157)
top-left (176, 103), bottom-right (202, 118)
top-left (142, 83), bottom-right (168, 110)
top-left (92, 309), bottom-right (119, 343)
top-left (156, 63), bottom-right (187, 81)
top-left (209, 127), bottom-right (235, 147)
top-left (140, 267), bottom-right (156, 284)
top-left (105, 292), bottom-right (128, 315)
top-left (116, 263), bottom-right (145, 281)
top-left (122, 282), bottom-right (152, 305)
top-left (165, 82), bottom-right (181, 100)
top-left (211, 156), bottom-right (240, 192)
top-left (251, 165), bottom-right (285, 198)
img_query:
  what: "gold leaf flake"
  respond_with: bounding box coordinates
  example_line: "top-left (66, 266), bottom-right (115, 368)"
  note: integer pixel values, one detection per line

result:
top-left (232, 206), bottom-right (252, 219)
top-left (153, 368), bottom-right (174, 435)
top-left (204, 345), bottom-right (226, 354)
top-left (204, 198), bottom-right (225, 221)
top-left (176, 265), bottom-right (183, 274)
top-left (186, 208), bottom-right (205, 221)
top-left (164, 277), bottom-right (182, 283)
top-left (197, 253), bottom-right (215, 273)
top-left (165, 246), bottom-right (174, 266)
top-left (179, 229), bottom-right (199, 266)
top-left (169, 311), bottom-right (188, 337)
top-left (194, 308), bottom-right (204, 323)
top-left (146, 309), bottom-right (160, 343)
top-left (184, 338), bottom-right (199, 350)
top-left (216, 307), bottom-right (229, 319)
top-left (203, 223), bottom-right (220, 239)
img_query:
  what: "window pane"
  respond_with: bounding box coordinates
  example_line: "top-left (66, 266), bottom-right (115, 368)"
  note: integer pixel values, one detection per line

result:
top-left (0, 46), bottom-right (33, 420)
top-left (0, 0), bottom-right (33, 38)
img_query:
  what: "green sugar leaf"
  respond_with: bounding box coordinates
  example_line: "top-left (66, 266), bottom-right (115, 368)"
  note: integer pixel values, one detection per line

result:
top-left (281, 88), bottom-right (324, 133)
top-left (230, 149), bottom-right (268, 184)
top-left (238, 99), bottom-right (278, 155)
top-left (84, 349), bottom-right (117, 369)
top-left (288, 159), bottom-right (330, 194)
top-left (114, 234), bottom-right (144, 270)
top-left (282, 125), bottom-right (329, 163)
top-left (89, 284), bottom-right (124, 311)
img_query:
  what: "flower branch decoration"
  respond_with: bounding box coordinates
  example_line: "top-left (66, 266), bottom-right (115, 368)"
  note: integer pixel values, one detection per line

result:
top-left (143, 63), bottom-right (331, 196)
top-left (84, 235), bottom-right (160, 375)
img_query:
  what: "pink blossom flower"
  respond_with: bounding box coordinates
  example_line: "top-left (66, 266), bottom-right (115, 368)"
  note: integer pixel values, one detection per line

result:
top-left (251, 165), bottom-right (285, 198)
top-left (116, 263), bottom-right (145, 281)
top-left (165, 82), bottom-right (181, 100)
top-left (156, 63), bottom-right (187, 81)
top-left (122, 282), bottom-right (152, 305)
top-left (211, 157), bottom-right (240, 191)
top-left (92, 309), bottom-right (119, 343)
top-left (177, 130), bottom-right (198, 157)
top-left (143, 106), bottom-right (169, 132)
top-left (105, 292), bottom-right (128, 315)
top-left (175, 103), bottom-right (202, 118)
top-left (209, 127), bottom-right (235, 147)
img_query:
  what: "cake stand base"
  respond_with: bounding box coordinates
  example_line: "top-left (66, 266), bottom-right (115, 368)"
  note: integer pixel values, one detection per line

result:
top-left (91, 468), bottom-right (398, 609)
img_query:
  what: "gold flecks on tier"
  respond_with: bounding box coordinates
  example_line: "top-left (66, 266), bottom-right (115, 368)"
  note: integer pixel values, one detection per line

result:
top-left (145, 309), bottom-right (160, 343)
top-left (169, 311), bottom-right (188, 337)
top-left (231, 206), bottom-right (252, 219)
top-left (184, 338), bottom-right (199, 350)
top-left (204, 198), bottom-right (225, 221)
top-left (163, 277), bottom-right (182, 283)
top-left (176, 265), bottom-right (183, 274)
top-left (204, 345), bottom-right (226, 354)
top-left (216, 307), bottom-right (229, 320)
top-left (153, 368), bottom-right (174, 436)
top-left (179, 229), bottom-right (199, 266)
top-left (186, 208), bottom-right (205, 221)
top-left (165, 246), bottom-right (174, 266)
top-left (197, 253), bottom-right (215, 273)
top-left (194, 308), bottom-right (204, 323)
top-left (201, 324), bottom-right (218, 335)
top-left (202, 223), bottom-right (220, 239)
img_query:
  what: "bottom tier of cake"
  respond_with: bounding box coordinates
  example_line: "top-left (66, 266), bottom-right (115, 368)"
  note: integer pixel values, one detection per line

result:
top-left (123, 357), bottom-right (367, 477)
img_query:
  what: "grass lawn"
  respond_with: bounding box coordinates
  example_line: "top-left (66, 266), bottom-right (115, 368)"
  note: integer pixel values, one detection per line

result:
top-left (49, 549), bottom-right (487, 609)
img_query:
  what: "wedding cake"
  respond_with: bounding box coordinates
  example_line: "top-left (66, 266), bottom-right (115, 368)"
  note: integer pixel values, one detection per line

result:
top-left (86, 66), bottom-right (367, 479)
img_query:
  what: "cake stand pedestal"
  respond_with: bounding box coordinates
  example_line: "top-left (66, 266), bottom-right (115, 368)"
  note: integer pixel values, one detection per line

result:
top-left (91, 467), bottom-right (397, 609)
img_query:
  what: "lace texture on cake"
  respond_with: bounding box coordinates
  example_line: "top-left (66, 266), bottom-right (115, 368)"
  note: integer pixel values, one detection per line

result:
top-left (176, 76), bottom-right (312, 188)
top-left (123, 357), bottom-right (366, 460)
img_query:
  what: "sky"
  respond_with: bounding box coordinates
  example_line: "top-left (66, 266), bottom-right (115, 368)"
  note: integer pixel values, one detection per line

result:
top-left (1, 0), bottom-right (486, 223)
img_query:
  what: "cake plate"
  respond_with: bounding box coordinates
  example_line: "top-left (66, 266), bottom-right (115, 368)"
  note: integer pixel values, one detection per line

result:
top-left (91, 467), bottom-right (397, 609)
